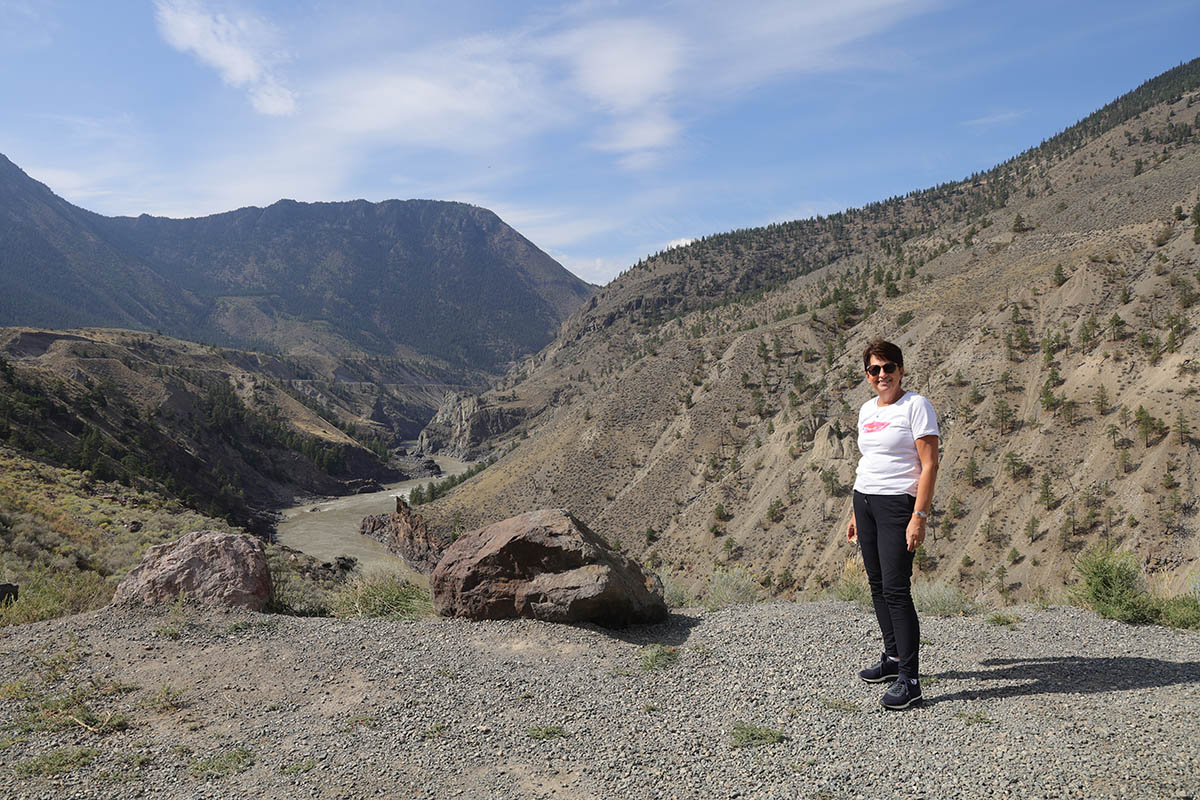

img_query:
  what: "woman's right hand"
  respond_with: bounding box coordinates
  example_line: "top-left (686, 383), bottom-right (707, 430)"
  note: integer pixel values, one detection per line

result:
top-left (846, 513), bottom-right (857, 541)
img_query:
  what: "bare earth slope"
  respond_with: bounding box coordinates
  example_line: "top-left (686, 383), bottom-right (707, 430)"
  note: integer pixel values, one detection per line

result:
top-left (419, 62), bottom-right (1200, 601)
top-left (0, 602), bottom-right (1195, 799)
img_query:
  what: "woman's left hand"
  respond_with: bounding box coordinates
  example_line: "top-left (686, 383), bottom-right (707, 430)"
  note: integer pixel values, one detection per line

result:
top-left (906, 515), bottom-right (926, 552)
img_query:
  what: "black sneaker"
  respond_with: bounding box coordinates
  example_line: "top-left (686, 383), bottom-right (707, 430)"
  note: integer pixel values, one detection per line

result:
top-left (881, 677), bottom-right (922, 710)
top-left (858, 653), bottom-right (900, 684)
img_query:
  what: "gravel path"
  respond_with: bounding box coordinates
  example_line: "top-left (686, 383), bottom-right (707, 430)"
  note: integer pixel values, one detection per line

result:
top-left (0, 601), bottom-right (1196, 799)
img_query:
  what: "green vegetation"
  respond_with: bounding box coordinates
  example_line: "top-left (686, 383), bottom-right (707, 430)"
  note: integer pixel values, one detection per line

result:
top-left (15, 746), bottom-right (99, 777)
top-left (659, 572), bottom-right (692, 608)
top-left (730, 722), bottom-right (788, 748)
top-left (912, 581), bottom-right (979, 617)
top-left (700, 566), bottom-right (763, 610)
top-left (280, 757), bottom-right (318, 775)
top-left (329, 571), bottom-right (434, 619)
top-left (1074, 546), bottom-right (1200, 629)
top-left (640, 644), bottom-right (679, 671)
top-left (187, 746), bottom-right (254, 779)
top-left (0, 447), bottom-right (240, 627)
top-left (527, 725), bottom-right (570, 740)
top-left (985, 612), bottom-right (1022, 629)
top-left (2, 641), bottom-right (133, 743)
top-left (409, 456), bottom-right (497, 505)
top-left (831, 558), bottom-right (870, 607)
top-left (142, 683), bottom-right (186, 713)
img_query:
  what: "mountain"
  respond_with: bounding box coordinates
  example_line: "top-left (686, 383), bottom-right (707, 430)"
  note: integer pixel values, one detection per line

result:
top-left (0, 327), bottom-right (441, 532)
top-left (0, 156), bottom-right (595, 374)
top-left (415, 58), bottom-right (1200, 600)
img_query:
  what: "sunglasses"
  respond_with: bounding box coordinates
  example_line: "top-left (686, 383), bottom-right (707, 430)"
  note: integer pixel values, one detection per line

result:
top-left (866, 362), bottom-right (899, 376)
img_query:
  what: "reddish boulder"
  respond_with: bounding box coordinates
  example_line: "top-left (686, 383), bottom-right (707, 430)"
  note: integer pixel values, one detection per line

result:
top-left (431, 509), bottom-right (667, 627)
top-left (359, 497), bottom-right (451, 574)
top-left (112, 530), bottom-right (272, 611)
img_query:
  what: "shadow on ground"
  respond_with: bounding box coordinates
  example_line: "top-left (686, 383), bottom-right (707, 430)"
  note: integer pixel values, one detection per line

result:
top-left (927, 656), bottom-right (1200, 705)
top-left (579, 611), bottom-right (704, 647)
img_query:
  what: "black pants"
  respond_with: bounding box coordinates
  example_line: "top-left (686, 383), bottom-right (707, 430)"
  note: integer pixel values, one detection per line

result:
top-left (853, 490), bottom-right (919, 678)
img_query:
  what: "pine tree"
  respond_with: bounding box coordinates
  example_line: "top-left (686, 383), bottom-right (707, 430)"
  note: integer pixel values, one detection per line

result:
top-left (1094, 384), bottom-right (1110, 416)
top-left (964, 456), bottom-right (980, 487)
top-left (1174, 409), bottom-right (1190, 445)
top-left (1039, 472), bottom-right (1054, 510)
top-left (993, 397), bottom-right (1014, 433)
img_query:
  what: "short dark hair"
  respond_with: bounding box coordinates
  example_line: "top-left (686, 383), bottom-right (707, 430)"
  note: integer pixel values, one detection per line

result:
top-left (862, 338), bottom-right (903, 370)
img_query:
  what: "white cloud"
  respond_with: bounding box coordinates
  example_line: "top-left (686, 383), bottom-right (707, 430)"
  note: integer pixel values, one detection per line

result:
top-left (962, 109), bottom-right (1030, 128)
top-left (544, 19), bottom-right (683, 113)
top-left (688, 0), bottom-right (937, 90)
top-left (154, 0), bottom-right (296, 116)
top-left (665, 237), bottom-right (695, 250)
top-left (542, 17), bottom-right (685, 166)
top-left (0, 0), bottom-right (54, 50)
top-left (303, 32), bottom-right (561, 155)
top-left (594, 112), bottom-right (680, 154)
top-left (553, 253), bottom-right (629, 285)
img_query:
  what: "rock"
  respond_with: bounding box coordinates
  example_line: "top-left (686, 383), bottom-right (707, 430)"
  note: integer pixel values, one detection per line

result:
top-left (112, 530), bottom-right (272, 611)
top-left (359, 497), bottom-right (451, 574)
top-left (809, 419), bottom-right (853, 462)
top-left (416, 391), bottom-right (524, 458)
top-left (0, 583), bottom-right (17, 605)
top-left (430, 509), bottom-right (668, 627)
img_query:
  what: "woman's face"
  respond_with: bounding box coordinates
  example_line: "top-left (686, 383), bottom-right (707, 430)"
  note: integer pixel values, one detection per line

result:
top-left (866, 354), bottom-right (904, 401)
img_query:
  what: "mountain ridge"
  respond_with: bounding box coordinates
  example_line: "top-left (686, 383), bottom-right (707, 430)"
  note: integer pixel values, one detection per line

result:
top-left (414, 59), bottom-right (1200, 601)
top-left (0, 154), bottom-right (595, 373)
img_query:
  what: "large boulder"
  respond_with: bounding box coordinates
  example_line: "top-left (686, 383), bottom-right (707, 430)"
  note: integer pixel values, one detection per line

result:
top-left (431, 509), bottom-right (668, 627)
top-left (112, 530), bottom-right (272, 611)
top-left (359, 497), bottom-right (451, 574)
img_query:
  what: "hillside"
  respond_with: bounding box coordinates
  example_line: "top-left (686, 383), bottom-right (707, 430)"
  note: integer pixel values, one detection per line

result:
top-left (0, 600), bottom-right (1194, 798)
top-left (0, 327), bottom-right (445, 531)
top-left (0, 156), bottom-right (595, 374)
top-left (417, 59), bottom-right (1200, 601)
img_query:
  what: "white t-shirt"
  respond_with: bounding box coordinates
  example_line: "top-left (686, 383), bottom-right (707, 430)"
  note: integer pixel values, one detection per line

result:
top-left (853, 391), bottom-right (939, 496)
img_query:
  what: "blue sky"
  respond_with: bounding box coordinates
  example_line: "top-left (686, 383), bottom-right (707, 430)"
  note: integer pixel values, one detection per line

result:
top-left (2, 1), bottom-right (1198, 284)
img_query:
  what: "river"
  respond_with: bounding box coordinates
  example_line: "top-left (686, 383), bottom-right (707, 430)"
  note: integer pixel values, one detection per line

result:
top-left (274, 455), bottom-right (470, 574)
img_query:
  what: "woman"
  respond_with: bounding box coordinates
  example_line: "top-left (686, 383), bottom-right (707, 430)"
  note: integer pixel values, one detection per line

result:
top-left (846, 338), bottom-right (939, 710)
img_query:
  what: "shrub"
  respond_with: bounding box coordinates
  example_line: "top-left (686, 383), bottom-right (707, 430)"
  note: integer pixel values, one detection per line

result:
top-left (912, 580), bottom-right (979, 617)
top-left (1073, 546), bottom-right (1155, 623)
top-left (700, 566), bottom-right (762, 610)
top-left (659, 572), bottom-right (692, 608)
top-left (831, 557), bottom-right (870, 607)
top-left (1073, 547), bottom-right (1199, 629)
top-left (640, 644), bottom-right (678, 671)
top-left (329, 572), bottom-right (433, 619)
top-left (15, 747), bottom-right (99, 777)
top-left (188, 746), bottom-right (253, 779)
top-left (0, 565), bottom-right (111, 628)
top-left (730, 722), bottom-right (787, 748)
top-left (527, 725), bottom-right (569, 740)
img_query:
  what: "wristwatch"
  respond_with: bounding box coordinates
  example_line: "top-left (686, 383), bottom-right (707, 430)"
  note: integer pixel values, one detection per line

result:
top-left (913, 510), bottom-right (928, 519)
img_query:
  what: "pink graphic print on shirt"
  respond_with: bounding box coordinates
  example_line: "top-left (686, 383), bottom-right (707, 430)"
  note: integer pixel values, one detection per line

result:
top-left (862, 421), bottom-right (890, 433)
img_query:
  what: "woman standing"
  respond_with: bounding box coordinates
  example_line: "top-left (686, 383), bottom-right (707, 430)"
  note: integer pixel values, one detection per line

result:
top-left (846, 339), bottom-right (939, 709)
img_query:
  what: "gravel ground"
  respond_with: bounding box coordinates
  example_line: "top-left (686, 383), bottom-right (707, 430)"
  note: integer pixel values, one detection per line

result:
top-left (0, 600), bottom-right (1196, 799)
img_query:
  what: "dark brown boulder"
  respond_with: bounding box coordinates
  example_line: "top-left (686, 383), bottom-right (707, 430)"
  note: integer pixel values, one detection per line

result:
top-left (430, 509), bottom-right (667, 627)
top-left (359, 497), bottom-right (451, 574)
top-left (112, 530), bottom-right (272, 611)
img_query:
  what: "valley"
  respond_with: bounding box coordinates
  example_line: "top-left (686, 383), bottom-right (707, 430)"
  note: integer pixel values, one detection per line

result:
top-left (2, 59), bottom-right (1200, 627)
top-left (413, 59), bottom-right (1200, 605)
